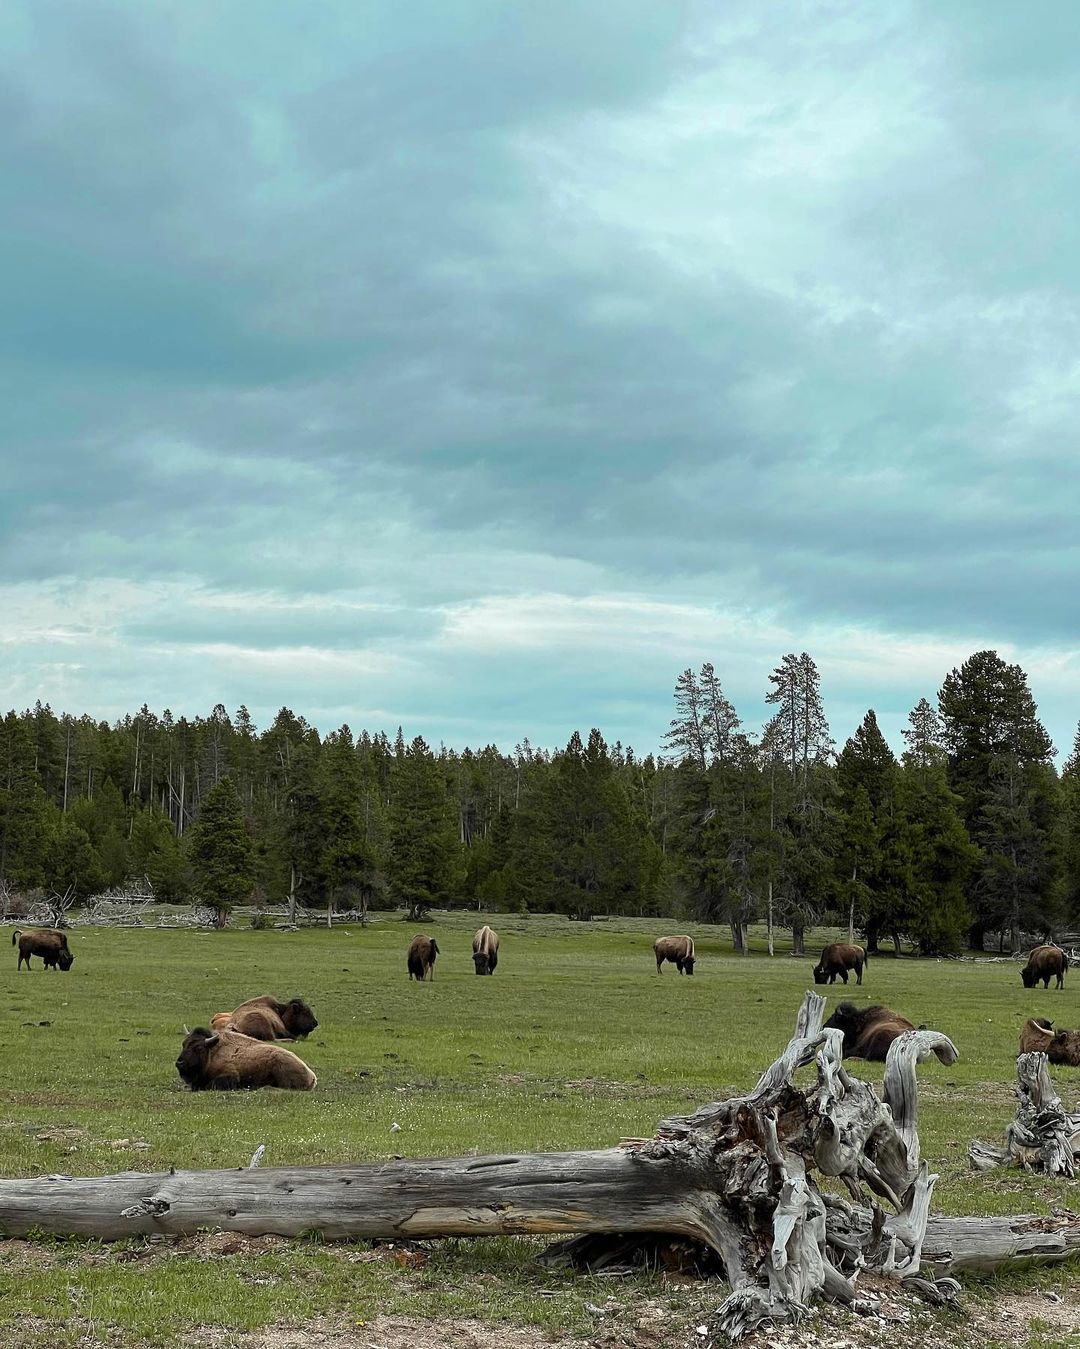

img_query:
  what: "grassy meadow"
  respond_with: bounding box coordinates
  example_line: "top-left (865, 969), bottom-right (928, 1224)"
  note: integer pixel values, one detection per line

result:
top-left (1, 912), bottom-right (1079, 1346)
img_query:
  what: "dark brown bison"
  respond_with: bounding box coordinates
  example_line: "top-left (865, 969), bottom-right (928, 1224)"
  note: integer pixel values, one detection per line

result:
top-left (812, 942), bottom-right (867, 985)
top-left (472, 925), bottom-right (499, 975)
top-left (175, 1027), bottom-right (317, 1091)
top-left (408, 934), bottom-right (439, 982)
top-left (12, 928), bottom-right (74, 972)
top-left (1021, 944), bottom-right (1068, 989)
top-left (209, 995), bottom-right (318, 1040)
top-left (1018, 1017), bottom-right (1080, 1065)
top-left (654, 935), bottom-right (696, 975)
top-left (822, 1002), bottom-right (915, 1061)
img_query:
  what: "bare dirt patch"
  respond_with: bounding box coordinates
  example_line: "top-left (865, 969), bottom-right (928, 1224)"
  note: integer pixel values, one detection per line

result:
top-left (186, 1316), bottom-right (588, 1348)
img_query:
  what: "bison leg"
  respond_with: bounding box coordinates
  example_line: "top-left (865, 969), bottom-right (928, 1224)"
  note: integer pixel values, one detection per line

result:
top-left (840, 969), bottom-right (849, 984)
top-left (855, 964), bottom-right (863, 985)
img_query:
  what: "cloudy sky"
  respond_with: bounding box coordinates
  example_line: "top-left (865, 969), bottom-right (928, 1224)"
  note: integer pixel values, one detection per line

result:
top-left (3, 1), bottom-right (1077, 757)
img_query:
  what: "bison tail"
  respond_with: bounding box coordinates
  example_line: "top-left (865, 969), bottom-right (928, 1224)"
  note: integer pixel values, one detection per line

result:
top-left (862, 947), bottom-right (869, 966)
top-left (10, 930), bottom-right (18, 946)
top-left (430, 939), bottom-right (440, 956)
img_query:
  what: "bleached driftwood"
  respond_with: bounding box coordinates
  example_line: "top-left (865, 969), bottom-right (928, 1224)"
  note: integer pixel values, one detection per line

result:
top-left (0, 992), bottom-right (965, 1340)
top-left (969, 1051), bottom-right (1080, 1176)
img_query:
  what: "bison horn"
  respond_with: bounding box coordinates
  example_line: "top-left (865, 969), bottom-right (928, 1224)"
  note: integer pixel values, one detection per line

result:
top-left (204, 1032), bottom-right (220, 1047)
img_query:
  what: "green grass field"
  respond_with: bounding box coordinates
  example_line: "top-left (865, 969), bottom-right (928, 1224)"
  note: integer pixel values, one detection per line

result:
top-left (1, 913), bottom-right (1079, 1346)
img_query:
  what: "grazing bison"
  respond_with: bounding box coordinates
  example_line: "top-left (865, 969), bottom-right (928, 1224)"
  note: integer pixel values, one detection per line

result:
top-left (1020, 944), bottom-right (1068, 989)
top-left (210, 995), bottom-right (318, 1041)
top-left (822, 1002), bottom-right (915, 1061)
top-left (654, 935), bottom-right (696, 975)
top-left (175, 1027), bottom-right (317, 1091)
top-left (407, 934), bottom-right (439, 982)
top-left (472, 925), bottom-right (499, 975)
top-left (812, 942), bottom-right (867, 986)
top-left (1018, 1017), bottom-right (1080, 1065)
top-left (12, 928), bottom-right (74, 972)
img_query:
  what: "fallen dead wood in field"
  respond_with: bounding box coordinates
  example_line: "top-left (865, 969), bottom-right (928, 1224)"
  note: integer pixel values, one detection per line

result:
top-left (3, 992), bottom-right (1080, 1340)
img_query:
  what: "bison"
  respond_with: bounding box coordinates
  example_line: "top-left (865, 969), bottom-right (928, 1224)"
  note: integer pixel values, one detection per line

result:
top-left (12, 928), bottom-right (74, 972)
top-left (812, 942), bottom-right (867, 986)
top-left (1018, 1017), bottom-right (1080, 1065)
top-left (175, 1027), bottom-right (317, 1091)
top-left (654, 935), bottom-right (696, 975)
top-left (209, 994), bottom-right (318, 1041)
top-left (822, 1002), bottom-right (915, 1061)
top-left (407, 934), bottom-right (439, 982)
top-left (472, 925), bottom-right (499, 975)
top-left (1020, 944), bottom-right (1068, 989)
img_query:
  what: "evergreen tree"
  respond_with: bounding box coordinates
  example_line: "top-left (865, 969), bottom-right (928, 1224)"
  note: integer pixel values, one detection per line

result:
top-left (188, 776), bottom-right (254, 927)
top-left (699, 663), bottom-right (740, 764)
top-left (765, 653), bottom-right (835, 953)
top-left (836, 711), bottom-right (896, 949)
top-left (0, 712), bottom-right (52, 888)
top-left (1063, 725), bottom-right (1080, 922)
top-left (389, 736), bottom-right (462, 919)
top-left (938, 650), bottom-right (1058, 948)
top-left (45, 815), bottom-right (104, 903)
top-left (894, 754), bottom-right (977, 953)
top-left (902, 698), bottom-right (945, 768)
top-left (664, 669), bottom-right (708, 768)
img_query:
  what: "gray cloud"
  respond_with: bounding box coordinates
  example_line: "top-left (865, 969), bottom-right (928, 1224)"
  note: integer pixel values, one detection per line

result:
top-left (0, 1), bottom-right (1077, 754)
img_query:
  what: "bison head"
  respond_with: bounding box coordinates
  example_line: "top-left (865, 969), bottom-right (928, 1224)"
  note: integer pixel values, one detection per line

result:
top-left (681, 956), bottom-right (696, 975)
top-left (1021, 967), bottom-right (1036, 988)
top-left (282, 998), bottom-right (318, 1038)
top-left (57, 950), bottom-right (74, 971)
top-left (811, 964), bottom-right (827, 985)
top-left (175, 1028), bottom-right (220, 1089)
top-left (472, 952), bottom-right (491, 975)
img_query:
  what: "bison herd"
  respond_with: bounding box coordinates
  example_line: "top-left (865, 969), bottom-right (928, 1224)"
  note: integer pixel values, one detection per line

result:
top-left (10, 920), bottom-right (1079, 1090)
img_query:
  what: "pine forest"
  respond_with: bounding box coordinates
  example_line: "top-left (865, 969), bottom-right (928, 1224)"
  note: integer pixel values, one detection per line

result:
top-left (2, 648), bottom-right (1078, 956)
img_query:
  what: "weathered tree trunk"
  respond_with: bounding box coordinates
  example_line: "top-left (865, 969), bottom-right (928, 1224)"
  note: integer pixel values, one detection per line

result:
top-left (287, 865), bottom-right (302, 927)
top-left (766, 881), bottom-right (775, 957)
top-left (970, 1052), bottom-right (1080, 1176)
top-left (0, 994), bottom-right (970, 1340)
top-left (0, 1149), bottom-right (725, 1245)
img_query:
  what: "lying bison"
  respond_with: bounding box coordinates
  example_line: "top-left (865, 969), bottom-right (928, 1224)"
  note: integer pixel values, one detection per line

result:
top-left (654, 935), bottom-right (696, 975)
top-left (175, 1027), bottom-right (317, 1091)
top-left (1018, 1017), bottom-right (1080, 1065)
top-left (812, 942), bottom-right (867, 985)
top-left (472, 925), bottom-right (499, 975)
top-left (1020, 944), bottom-right (1068, 989)
top-left (210, 994), bottom-right (318, 1041)
top-left (408, 934), bottom-right (439, 982)
top-left (12, 928), bottom-right (74, 972)
top-left (822, 1002), bottom-right (914, 1060)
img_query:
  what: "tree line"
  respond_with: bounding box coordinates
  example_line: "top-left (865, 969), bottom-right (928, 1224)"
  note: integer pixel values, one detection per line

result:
top-left (0, 649), bottom-right (1077, 952)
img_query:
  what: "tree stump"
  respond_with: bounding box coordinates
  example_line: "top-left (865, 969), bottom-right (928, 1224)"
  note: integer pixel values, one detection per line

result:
top-left (969, 1050), bottom-right (1080, 1176)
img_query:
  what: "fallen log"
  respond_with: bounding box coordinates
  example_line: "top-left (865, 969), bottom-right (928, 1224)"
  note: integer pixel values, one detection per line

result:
top-left (1, 992), bottom-right (1068, 1340)
top-left (923, 1214), bottom-right (1080, 1272)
